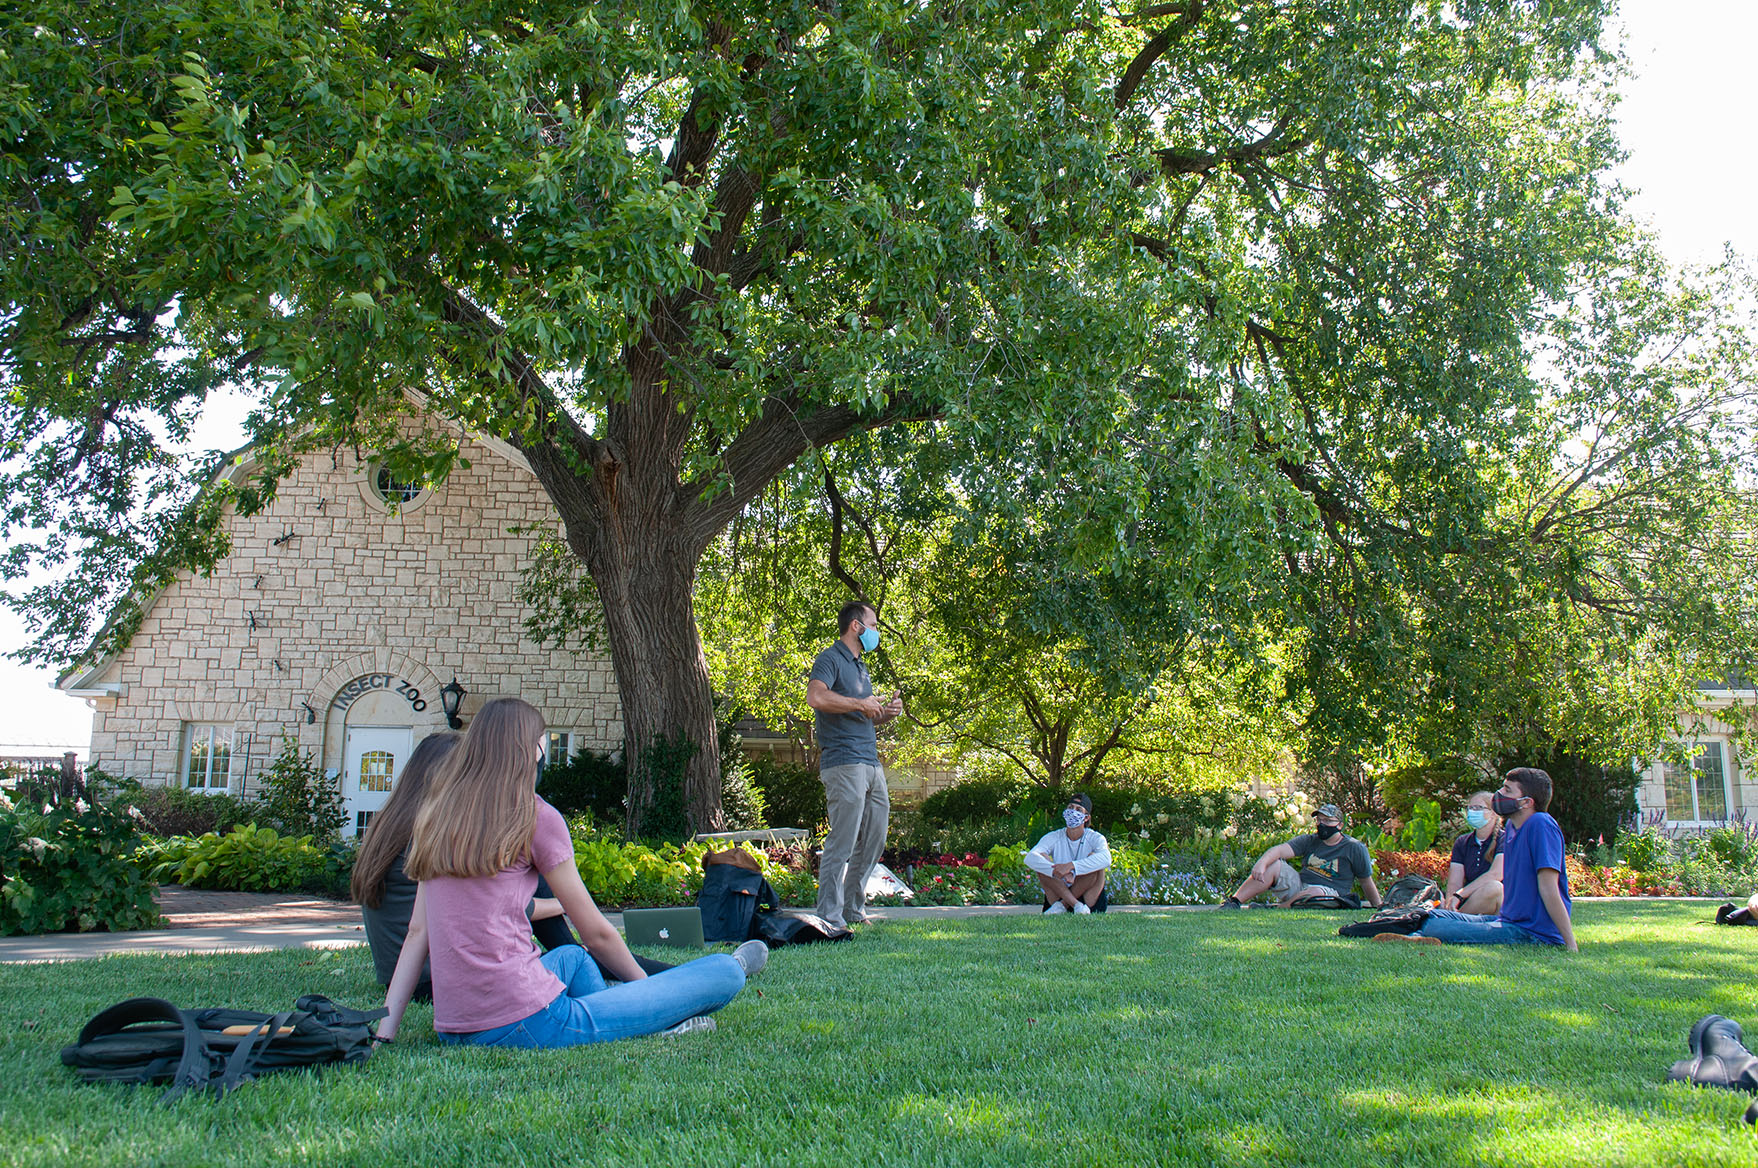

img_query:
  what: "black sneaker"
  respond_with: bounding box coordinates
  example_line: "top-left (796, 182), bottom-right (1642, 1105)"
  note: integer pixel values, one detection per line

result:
top-left (1218, 898), bottom-right (1244, 910)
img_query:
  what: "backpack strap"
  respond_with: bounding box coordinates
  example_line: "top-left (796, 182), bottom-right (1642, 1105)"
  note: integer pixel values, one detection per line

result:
top-left (293, 995), bottom-right (389, 1028)
top-left (213, 1011), bottom-right (297, 1096)
top-left (74, 998), bottom-right (212, 1105)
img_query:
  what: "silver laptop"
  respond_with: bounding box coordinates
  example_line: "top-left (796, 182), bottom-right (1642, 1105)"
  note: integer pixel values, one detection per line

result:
top-left (622, 907), bottom-right (706, 950)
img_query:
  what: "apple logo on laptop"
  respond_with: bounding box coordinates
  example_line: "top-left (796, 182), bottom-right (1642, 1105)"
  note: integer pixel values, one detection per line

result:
top-left (659, 928), bottom-right (670, 939)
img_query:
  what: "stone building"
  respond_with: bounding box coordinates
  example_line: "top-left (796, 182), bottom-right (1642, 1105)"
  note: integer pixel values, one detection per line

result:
top-left (1634, 682), bottom-right (1756, 829)
top-left (57, 425), bottom-right (622, 836)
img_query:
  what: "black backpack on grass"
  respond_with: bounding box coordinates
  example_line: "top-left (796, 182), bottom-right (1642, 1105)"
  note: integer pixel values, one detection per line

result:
top-left (697, 850), bottom-right (780, 943)
top-left (61, 995), bottom-right (386, 1103)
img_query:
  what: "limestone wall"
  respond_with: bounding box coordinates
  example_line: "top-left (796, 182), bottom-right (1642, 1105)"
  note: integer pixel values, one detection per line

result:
top-left (78, 431), bottom-right (621, 808)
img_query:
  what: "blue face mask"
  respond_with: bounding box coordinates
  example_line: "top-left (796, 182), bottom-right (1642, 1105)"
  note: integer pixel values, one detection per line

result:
top-left (858, 625), bottom-right (880, 652)
top-left (1465, 807), bottom-right (1489, 830)
top-left (1064, 807), bottom-right (1087, 829)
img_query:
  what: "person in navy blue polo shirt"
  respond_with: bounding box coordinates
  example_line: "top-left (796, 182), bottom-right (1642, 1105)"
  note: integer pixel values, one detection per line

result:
top-left (1384, 767), bottom-right (1577, 951)
top-left (1442, 791), bottom-right (1505, 913)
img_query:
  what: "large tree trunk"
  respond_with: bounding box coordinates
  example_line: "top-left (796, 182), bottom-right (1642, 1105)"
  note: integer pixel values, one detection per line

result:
top-left (526, 438), bottom-right (725, 837)
top-left (584, 521), bottom-right (723, 838)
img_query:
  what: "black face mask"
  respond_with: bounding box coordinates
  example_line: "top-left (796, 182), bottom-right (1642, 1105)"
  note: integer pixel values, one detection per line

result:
top-left (1491, 792), bottom-right (1524, 817)
top-left (1315, 822), bottom-right (1342, 842)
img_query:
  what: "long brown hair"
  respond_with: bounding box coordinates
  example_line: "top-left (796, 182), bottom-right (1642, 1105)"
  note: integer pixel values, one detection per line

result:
top-left (349, 731), bottom-right (461, 908)
top-left (405, 697), bottom-right (546, 880)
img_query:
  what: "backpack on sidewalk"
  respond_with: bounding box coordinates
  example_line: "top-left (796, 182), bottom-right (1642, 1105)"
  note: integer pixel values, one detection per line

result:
top-left (61, 994), bottom-right (386, 1103)
top-left (697, 849), bottom-right (779, 943)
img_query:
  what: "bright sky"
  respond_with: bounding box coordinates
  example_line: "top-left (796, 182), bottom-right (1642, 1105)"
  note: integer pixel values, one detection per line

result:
top-left (3, 0), bottom-right (1754, 756)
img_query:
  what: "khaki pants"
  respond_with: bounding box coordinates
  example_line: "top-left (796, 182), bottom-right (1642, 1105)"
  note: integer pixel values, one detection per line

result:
top-left (815, 763), bottom-right (889, 927)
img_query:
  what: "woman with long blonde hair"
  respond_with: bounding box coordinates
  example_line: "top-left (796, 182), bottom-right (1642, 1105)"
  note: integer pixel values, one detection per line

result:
top-left (378, 698), bottom-right (748, 1045)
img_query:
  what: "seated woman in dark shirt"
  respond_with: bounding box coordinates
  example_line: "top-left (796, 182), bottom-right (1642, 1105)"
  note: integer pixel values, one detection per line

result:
top-left (350, 731), bottom-right (668, 1001)
top-left (1443, 791), bottom-right (1504, 913)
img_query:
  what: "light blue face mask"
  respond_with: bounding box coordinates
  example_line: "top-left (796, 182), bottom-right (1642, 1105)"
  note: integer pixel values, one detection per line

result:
top-left (1064, 807), bottom-right (1087, 829)
top-left (1465, 807), bottom-right (1489, 830)
top-left (858, 625), bottom-right (880, 652)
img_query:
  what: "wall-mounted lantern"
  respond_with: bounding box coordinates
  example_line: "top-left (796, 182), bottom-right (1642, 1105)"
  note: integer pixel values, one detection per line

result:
top-left (440, 678), bottom-right (467, 729)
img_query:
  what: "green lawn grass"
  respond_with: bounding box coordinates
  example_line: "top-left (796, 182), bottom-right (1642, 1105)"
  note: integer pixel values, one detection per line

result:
top-left (5, 901), bottom-right (1758, 1167)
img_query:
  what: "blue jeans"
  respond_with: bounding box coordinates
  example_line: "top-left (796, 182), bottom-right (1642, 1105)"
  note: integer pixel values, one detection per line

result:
top-left (1417, 909), bottom-right (1550, 945)
top-left (439, 947), bottom-right (745, 1047)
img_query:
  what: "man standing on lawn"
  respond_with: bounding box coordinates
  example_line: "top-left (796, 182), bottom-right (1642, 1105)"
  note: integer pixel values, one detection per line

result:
top-left (1387, 767), bottom-right (1577, 950)
top-left (806, 600), bottom-right (904, 929)
top-left (1023, 793), bottom-right (1111, 913)
top-left (1220, 804), bottom-right (1383, 909)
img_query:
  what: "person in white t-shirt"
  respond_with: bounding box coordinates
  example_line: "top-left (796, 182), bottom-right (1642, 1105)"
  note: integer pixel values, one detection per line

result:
top-left (1022, 794), bottom-right (1111, 914)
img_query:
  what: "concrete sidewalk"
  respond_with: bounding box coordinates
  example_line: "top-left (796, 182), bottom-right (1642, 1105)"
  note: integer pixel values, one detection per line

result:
top-left (0, 888), bottom-right (1213, 964)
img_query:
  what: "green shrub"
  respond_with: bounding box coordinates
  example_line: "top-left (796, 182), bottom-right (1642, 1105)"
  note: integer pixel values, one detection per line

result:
top-left (124, 785), bottom-right (257, 838)
top-left (1619, 826), bottom-right (1674, 874)
top-left (1493, 741), bottom-right (1638, 846)
top-left (715, 714), bottom-right (767, 832)
top-left (748, 753), bottom-right (825, 833)
top-left (1379, 757), bottom-right (1487, 822)
top-left (541, 748), bottom-right (627, 819)
top-left (1360, 799), bottom-right (1444, 853)
top-left (0, 791), bottom-right (161, 935)
top-left (918, 776), bottom-right (1036, 826)
top-left (1703, 822), bottom-right (1758, 871)
top-left (252, 739), bottom-right (346, 843)
top-left (717, 752), bottom-right (768, 832)
top-left (147, 824), bottom-right (332, 892)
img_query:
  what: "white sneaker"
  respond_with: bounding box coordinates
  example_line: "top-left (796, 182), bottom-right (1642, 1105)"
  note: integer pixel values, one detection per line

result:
top-left (660, 1015), bottom-right (717, 1036)
top-left (732, 939), bottom-right (768, 977)
top-left (1045, 902), bottom-right (1068, 914)
top-left (1073, 902), bottom-right (1092, 915)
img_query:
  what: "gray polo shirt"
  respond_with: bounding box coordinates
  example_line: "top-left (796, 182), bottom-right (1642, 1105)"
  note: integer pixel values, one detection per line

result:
top-left (810, 640), bottom-right (880, 769)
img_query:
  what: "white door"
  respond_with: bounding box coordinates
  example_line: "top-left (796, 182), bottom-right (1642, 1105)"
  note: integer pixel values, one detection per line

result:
top-left (343, 726), bottom-right (413, 838)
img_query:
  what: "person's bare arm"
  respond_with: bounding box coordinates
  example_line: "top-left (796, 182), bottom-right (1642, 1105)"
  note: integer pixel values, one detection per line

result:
top-left (807, 678), bottom-right (882, 718)
top-left (1537, 868), bottom-right (1577, 952)
top-left (380, 884), bottom-right (430, 1042)
top-left (530, 897), bottom-right (564, 921)
top-left (1251, 842), bottom-right (1297, 881)
top-left (1359, 875), bottom-right (1382, 909)
top-left (1444, 861), bottom-right (1466, 905)
top-left (544, 860), bottom-right (648, 981)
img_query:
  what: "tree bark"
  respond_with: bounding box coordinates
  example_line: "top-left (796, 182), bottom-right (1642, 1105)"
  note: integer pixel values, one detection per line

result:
top-left (523, 438), bottom-right (724, 836)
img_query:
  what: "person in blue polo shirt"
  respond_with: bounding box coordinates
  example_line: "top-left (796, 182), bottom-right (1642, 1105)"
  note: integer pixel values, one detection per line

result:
top-left (805, 600), bottom-right (904, 929)
top-left (1385, 767), bottom-right (1577, 950)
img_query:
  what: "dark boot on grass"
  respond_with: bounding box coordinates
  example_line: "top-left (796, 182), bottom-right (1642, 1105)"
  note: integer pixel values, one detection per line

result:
top-left (1669, 1015), bottom-right (1758, 1093)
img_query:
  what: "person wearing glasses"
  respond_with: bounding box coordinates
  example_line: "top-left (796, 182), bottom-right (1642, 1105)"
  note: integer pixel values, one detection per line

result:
top-left (805, 600), bottom-right (904, 929)
top-left (1442, 791), bottom-right (1505, 913)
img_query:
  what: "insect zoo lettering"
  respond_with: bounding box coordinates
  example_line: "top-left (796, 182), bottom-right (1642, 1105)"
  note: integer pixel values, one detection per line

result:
top-left (330, 674), bottom-right (427, 713)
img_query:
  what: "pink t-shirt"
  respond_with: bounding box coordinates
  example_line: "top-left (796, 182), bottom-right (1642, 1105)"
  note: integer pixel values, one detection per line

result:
top-left (424, 797), bottom-right (576, 1033)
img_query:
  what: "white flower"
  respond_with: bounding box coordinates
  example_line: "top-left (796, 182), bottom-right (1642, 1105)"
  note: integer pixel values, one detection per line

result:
top-left (1222, 825), bottom-right (1238, 839)
top-left (26, 837), bottom-right (47, 862)
top-left (73, 798), bottom-right (89, 814)
top-left (1155, 812), bottom-right (1169, 824)
top-left (1139, 829), bottom-right (1151, 839)
top-left (0, 791), bottom-right (12, 812)
top-left (1130, 803), bottom-right (1143, 816)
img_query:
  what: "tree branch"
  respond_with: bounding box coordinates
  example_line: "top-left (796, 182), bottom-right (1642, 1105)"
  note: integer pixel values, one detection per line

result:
top-left (1114, 1), bottom-right (1203, 110)
top-left (1156, 116), bottom-right (1307, 178)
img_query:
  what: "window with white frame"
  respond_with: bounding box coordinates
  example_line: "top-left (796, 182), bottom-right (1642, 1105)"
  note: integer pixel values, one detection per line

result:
top-left (184, 725), bottom-right (234, 792)
top-left (1663, 741), bottom-right (1731, 823)
top-left (546, 731), bottom-right (573, 767)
